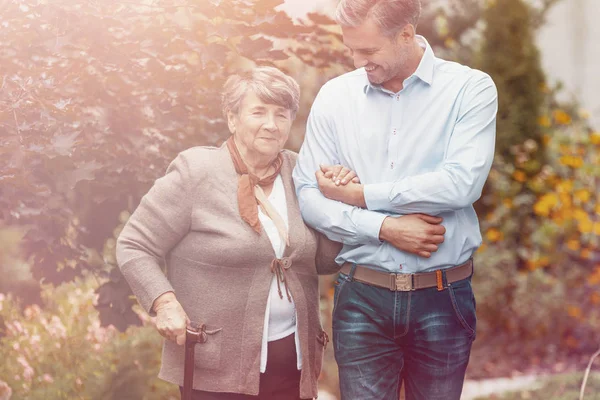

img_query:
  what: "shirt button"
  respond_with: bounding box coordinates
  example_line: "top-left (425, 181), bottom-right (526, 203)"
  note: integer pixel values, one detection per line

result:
top-left (390, 161), bottom-right (394, 169)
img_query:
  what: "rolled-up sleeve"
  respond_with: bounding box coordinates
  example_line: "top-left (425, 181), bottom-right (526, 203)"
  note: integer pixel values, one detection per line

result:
top-left (116, 152), bottom-right (195, 314)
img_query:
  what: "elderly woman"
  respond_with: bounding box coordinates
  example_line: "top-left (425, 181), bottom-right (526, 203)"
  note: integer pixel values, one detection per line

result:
top-left (116, 67), bottom-right (352, 400)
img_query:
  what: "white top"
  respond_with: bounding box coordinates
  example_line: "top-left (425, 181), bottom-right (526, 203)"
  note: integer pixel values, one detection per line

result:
top-left (258, 175), bottom-right (301, 373)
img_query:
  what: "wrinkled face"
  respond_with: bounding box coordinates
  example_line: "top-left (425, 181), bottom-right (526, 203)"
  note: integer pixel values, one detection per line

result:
top-left (342, 17), bottom-right (411, 88)
top-left (228, 90), bottom-right (292, 160)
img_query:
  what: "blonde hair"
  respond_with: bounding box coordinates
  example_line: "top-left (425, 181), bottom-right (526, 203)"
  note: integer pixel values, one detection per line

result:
top-left (335, 0), bottom-right (421, 38)
top-left (221, 66), bottom-right (301, 120)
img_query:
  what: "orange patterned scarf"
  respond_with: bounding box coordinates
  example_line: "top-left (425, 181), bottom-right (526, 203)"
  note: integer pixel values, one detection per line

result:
top-left (226, 136), bottom-right (289, 246)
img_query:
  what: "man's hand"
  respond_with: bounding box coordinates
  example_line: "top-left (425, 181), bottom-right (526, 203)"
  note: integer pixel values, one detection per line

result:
top-left (152, 292), bottom-right (190, 346)
top-left (379, 214), bottom-right (446, 258)
top-left (316, 168), bottom-right (366, 207)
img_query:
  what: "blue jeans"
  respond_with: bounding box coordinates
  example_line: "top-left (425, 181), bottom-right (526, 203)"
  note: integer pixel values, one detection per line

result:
top-left (332, 267), bottom-right (476, 400)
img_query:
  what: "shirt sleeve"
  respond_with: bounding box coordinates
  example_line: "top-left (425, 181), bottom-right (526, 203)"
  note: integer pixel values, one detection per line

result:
top-left (116, 152), bottom-right (195, 314)
top-left (293, 86), bottom-right (388, 245)
top-left (363, 73), bottom-right (498, 214)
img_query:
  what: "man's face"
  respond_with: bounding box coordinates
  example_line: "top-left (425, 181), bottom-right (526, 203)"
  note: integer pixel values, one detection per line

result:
top-left (341, 17), bottom-right (410, 87)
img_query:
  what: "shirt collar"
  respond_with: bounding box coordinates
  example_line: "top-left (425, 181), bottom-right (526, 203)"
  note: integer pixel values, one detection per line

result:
top-left (363, 35), bottom-right (435, 95)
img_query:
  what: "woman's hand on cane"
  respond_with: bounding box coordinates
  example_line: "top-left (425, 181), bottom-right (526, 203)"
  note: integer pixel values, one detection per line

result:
top-left (153, 292), bottom-right (190, 346)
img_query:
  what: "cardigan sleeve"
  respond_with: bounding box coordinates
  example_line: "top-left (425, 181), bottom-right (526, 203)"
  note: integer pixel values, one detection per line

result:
top-left (314, 231), bottom-right (343, 275)
top-left (116, 152), bottom-right (195, 315)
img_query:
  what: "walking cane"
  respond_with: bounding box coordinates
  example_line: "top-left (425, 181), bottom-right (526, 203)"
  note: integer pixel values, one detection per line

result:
top-left (182, 324), bottom-right (207, 400)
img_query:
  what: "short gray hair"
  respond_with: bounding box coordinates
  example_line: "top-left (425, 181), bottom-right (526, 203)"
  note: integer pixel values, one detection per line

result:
top-left (221, 66), bottom-right (301, 120)
top-left (335, 0), bottom-right (421, 38)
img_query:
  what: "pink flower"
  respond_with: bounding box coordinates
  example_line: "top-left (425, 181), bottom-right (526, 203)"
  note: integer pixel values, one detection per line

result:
top-left (0, 380), bottom-right (13, 400)
top-left (23, 366), bottom-right (34, 381)
top-left (11, 342), bottom-right (20, 351)
top-left (6, 321), bottom-right (24, 335)
top-left (42, 374), bottom-right (54, 383)
top-left (46, 316), bottom-right (67, 338)
top-left (75, 377), bottom-right (82, 386)
top-left (17, 356), bottom-right (30, 369)
top-left (23, 305), bottom-right (41, 320)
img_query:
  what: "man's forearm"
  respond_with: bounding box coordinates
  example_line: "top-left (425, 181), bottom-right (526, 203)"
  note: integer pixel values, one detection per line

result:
top-left (297, 186), bottom-right (385, 246)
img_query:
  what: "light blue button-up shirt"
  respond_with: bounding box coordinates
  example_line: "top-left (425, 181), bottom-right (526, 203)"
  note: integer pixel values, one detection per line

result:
top-left (293, 36), bottom-right (498, 273)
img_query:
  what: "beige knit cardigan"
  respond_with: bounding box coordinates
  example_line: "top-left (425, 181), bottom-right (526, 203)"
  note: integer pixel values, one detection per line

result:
top-left (116, 143), bottom-right (342, 399)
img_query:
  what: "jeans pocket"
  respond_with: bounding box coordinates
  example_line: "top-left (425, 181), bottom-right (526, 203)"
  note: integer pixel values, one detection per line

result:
top-left (447, 279), bottom-right (477, 338)
top-left (332, 273), bottom-right (351, 315)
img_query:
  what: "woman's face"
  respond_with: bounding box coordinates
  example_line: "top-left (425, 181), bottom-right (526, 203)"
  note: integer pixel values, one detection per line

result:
top-left (228, 91), bottom-right (292, 160)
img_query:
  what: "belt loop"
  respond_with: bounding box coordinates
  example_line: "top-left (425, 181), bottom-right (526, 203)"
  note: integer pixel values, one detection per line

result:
top-left (348, 263), bottom-right (358, 280)
top-left (435, 270), bottom-right (443, 291)
top-left (442, 269), bottom-right (449, 289)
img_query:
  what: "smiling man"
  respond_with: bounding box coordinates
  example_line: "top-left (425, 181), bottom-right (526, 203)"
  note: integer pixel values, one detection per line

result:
top-left (292, 0), bottom-right (498, 399)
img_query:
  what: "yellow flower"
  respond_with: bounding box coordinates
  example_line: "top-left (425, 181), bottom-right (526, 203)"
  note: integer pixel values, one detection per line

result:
top-left (537, 116), bottom-right (551, 128)
top-left (574, 209), bottom-right (588, 221)
top-left (526, 259), bottom-right (538, 271)
top-left (594, 222), bottom-right (600, 236)
top-left (534, 202), bottom-right (550, 217)
top-left (567, 305), bottom-right (582, 319)
top-left (591, 132), bottom-right (600, 145)
top-left (566, 336), bottom-right (579, 348)
top-left (557, 180), bottom-right (573, 193)
top-left (559, 193), bottom-right (573, 210)
top-left (486, 228), bottom-right (503, 242)
top-left (559, 155), bottom-right (584, 168)
top-left (574, 189), bottom-right (591, 203)
top-left (579, 220), bottom-right (593, 233)
top-left (444, 38), bottom-right (456, 49)
top-left (542, 134), bottom-right (551, 145)
top-left (588, 267), bottom-right (600, 285)
top-left (581, 248), bottom-right (592, 259)
top-left (512, 170), bottom-right (527, 183)
top-left (553, 109), bottom-right (572, 125)
top-left (533, 193), bottom-right (559, 217)
top-left (566, 239), bottom-right (580, 251)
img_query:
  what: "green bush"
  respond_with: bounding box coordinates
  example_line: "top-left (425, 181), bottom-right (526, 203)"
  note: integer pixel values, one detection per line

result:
top-left (0, 278), bottom-right (178, 399)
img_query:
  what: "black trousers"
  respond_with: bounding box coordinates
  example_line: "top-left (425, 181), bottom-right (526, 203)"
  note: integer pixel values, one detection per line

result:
top-left (180, 333), bottom-right (302, 400)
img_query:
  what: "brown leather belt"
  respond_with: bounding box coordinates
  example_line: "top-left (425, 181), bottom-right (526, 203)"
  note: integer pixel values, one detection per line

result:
top-left (340, 259), bottom-right (473, 291)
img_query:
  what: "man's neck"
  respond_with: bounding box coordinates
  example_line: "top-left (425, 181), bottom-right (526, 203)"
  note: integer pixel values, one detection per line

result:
top-left (382, 41), bottom-right (425, 93)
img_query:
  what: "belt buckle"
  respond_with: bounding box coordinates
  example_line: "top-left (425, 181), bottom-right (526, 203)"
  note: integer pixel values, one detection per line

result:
top-left (390, 273), bottom-right (413, 291)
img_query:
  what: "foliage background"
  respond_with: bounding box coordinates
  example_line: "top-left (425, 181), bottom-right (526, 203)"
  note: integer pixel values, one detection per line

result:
top-left (0, 0), bottom-right (598, 398)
